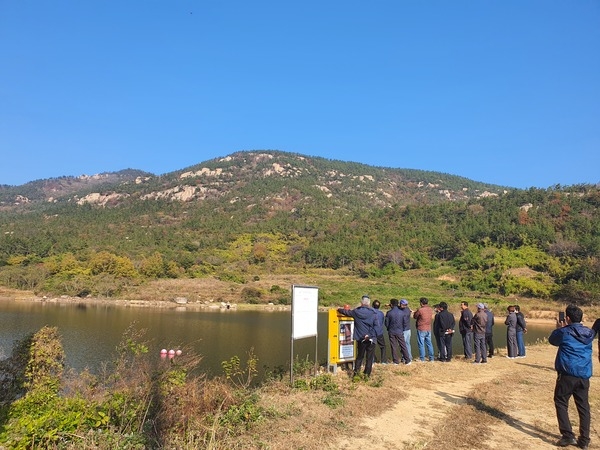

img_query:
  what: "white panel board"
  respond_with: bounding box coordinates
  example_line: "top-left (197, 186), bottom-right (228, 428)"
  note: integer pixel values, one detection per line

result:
top-left (291, 285), bottom-right (318, 340)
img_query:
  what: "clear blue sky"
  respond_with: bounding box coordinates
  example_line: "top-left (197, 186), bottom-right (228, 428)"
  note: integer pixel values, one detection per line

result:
top-left (1, 1), bottom-right (599, 189)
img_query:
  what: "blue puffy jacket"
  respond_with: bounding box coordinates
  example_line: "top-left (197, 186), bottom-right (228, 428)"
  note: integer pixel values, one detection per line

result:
top-left (549, 323), bottom-right (595, 379)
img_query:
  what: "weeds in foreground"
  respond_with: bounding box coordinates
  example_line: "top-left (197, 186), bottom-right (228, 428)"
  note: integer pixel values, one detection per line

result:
top-left (0, 325), bottom-right (265, 449)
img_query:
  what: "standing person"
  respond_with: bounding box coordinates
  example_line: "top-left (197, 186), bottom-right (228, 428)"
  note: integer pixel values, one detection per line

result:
top-left (433, 304), bottom-right (442, 359)
top-left (337, 295), bottom-right (378, 377)
top-left (594, 319), bottom-right (600, 361)
top-left (372, 300), bottom-right (387, 364)
top-left (550, 305), bottom-right (595, 449)
top-left (472, 303), bottom-right (488, 364)
top-left (413, 297), bottom-right (435, 362)
top-left (485, 305), bottom-right (495, 358)
top-left (384, 299), bottom-right (411, 365)
top-left (505, 305), bottom-right (518, 358)
top-left (436, 302), bottom-right (455, 362)
top-left (459, 301), bottom-right (474, 360)
top-left (515, 305), bottom-right (527, 358)
top-left (399, 299), bottom-right (412, 362)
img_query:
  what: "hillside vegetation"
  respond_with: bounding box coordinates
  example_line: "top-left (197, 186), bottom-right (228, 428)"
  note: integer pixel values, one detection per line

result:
top-left (0, 151), bottom-right (598, 305)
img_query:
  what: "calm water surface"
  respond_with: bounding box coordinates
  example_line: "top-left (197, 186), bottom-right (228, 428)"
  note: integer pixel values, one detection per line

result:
top-left (0, 300), bottom-right (555, 377)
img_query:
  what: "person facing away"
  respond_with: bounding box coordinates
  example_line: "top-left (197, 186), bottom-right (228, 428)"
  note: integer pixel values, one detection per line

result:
top-left (337, 295), bottom-right (378, 377)
top-left (505, 305), bottom-right (518, 358)
top-left (472, 303), bottom-right (488, 364)
top-left (515, 305), bottom-right (527, 358)
top-left (436, 302), bottom-right (455, 362)
top-left (432, 303), bottom-right (442, 359)
top-left (549, 304), bottom-right (595, 449)
top-left (371, 300), bottom-right (387, 364)
top-left (459, 301), bottom-right (474, 359)
top-left (399, 299), bottom-right (412, 362)
top-left (384, 298), bottom-right (411, 365)
top-left (413, 297), bottom-right (435, 362)
top-left (485, 305), bottom-right (495, 358)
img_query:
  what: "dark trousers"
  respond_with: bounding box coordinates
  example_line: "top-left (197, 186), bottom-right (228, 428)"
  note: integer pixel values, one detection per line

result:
top-left (375, 335), bottom-right (387, 363)
top-left (354, 339), bottom-right (376, 376)
top-left (461, 331), bottom-right (473, 359)
top-left (389, 333), bottom-right (410, 364)
top-left (486, 332), bottom-right (494, 356)
top-left (554, 373), bottom-right (590, 446)
top-left (440, 333), bottom-right (453, 361)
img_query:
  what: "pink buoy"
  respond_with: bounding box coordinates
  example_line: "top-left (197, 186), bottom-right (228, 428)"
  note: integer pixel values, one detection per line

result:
top-left (160, 349), bottom-right (167, 359)
top-left (168, 349), bottom-right (175, 359)
top-left (175, 349), bottom-right (182, 356)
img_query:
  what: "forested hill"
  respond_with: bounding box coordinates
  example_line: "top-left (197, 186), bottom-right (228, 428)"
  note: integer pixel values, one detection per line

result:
top-left (0, 150), bottom-right (506, 208)
top-left (0, 150), bottom-right (598, 305)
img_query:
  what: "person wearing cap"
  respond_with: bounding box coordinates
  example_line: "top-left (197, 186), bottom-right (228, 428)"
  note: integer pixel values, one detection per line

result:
top-left (459, 301), bottom-right (474, 360)
top-left (385, 298), bottom-right (411, 365)
top-left (399, 299), bottom-right (412, 362)
top-left (413, 297), bottom-right (435, 362)
top-left (337, 295), bottom-right (378, 377)
top-left (436, 302), bottom-right (455, 362)
top-left (472, 303), bottom-right (488, 364)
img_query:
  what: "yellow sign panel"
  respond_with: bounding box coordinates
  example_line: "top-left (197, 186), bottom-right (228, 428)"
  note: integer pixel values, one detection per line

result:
top-left (327, 309), bottom-right (355, 369)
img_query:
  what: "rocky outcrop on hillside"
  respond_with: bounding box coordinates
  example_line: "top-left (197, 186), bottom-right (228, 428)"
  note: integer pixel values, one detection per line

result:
top-left (0, 151), bottom-right (508, 210)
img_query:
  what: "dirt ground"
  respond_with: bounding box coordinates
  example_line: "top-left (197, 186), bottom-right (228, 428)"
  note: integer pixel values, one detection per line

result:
top-left (332, 342), bottom-right (600, 450)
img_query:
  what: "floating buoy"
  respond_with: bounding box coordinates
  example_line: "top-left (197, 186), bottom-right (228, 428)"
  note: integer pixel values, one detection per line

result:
top-left (176, 349), bottom-right (182, 356)
top-left (168, 349), bottom-right (175, 359)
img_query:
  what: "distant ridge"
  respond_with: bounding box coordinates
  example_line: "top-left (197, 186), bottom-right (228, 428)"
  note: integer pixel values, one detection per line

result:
top-left (0, 150), bottom-right (509, 209)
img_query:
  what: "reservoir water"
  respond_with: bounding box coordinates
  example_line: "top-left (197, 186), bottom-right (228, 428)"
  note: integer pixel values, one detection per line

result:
top-left (0, 300), bottom-right (556, 377)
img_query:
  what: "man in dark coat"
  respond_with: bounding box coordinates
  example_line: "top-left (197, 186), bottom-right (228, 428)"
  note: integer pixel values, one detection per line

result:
top-left (436, 302), bottom-right (455, 362)
top-left (337, 295), bottom-right (378, 377)
top-left (385, 298), bottom-right (412, 365)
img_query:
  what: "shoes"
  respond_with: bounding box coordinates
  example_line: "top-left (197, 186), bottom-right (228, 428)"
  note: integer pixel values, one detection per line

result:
top-left (473, 361), bottom-right (481, 364)
top-left (577, 438), bottom-right (590, 449)
top-left (506, 356), bottom-right (516, 359)
top-left (482, 360), bottom-right (488, 363)
top-left (556, 436), bottom-right (577, 447)
top-left (405, 361), bottom-right (412, 366)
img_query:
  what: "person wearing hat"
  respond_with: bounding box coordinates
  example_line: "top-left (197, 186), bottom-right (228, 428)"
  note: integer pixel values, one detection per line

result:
top-left (337, 295), bottom-right (378, 377)
top-left (472, 303), bottom-right (488, 363)
top-left (398, 299), bottom-right (412, 362)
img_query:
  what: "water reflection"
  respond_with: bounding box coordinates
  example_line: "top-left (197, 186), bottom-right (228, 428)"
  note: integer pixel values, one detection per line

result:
top-left (0, 300), bottom-right (555, 377)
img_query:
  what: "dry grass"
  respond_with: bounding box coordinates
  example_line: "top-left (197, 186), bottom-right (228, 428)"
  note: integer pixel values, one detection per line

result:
top-left (222, 343), bottom-right (600, 450)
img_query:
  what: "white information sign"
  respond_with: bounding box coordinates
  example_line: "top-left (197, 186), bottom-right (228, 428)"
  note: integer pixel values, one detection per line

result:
top-left (291, 285), bottom-right (319, 340)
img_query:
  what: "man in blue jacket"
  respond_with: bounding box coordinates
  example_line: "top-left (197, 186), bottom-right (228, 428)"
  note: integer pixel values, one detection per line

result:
top-left (549, 304), bottom-right (595, 449)
top-left (337, 295), bottom-right (378, 377)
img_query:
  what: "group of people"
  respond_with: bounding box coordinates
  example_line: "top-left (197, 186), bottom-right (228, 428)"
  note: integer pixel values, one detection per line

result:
top-left (337, 297), bottom-right (600, 450)
top-left (337, 296), bottom-right (521, 371)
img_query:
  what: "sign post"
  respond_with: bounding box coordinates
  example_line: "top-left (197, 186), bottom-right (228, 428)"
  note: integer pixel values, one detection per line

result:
top-left (290, 285), bottom-right (319, 385)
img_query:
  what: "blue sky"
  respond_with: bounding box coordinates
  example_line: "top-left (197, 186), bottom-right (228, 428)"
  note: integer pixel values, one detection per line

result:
top-left (1, 1), bottom-right (599, 189)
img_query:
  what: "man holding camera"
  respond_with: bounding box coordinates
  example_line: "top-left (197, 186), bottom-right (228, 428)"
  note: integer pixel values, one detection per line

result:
top-left (550, 305), bottom-right (595, 449)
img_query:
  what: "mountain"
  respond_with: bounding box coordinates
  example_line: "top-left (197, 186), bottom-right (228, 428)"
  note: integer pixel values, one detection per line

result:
top-left (0, 150), bottom-right (598, 304)
top-left (0, 150), bottom-right (508, 210)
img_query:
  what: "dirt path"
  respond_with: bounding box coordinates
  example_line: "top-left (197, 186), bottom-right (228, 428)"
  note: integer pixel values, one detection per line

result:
top-left (333, 344), bottom-right (600, 450)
